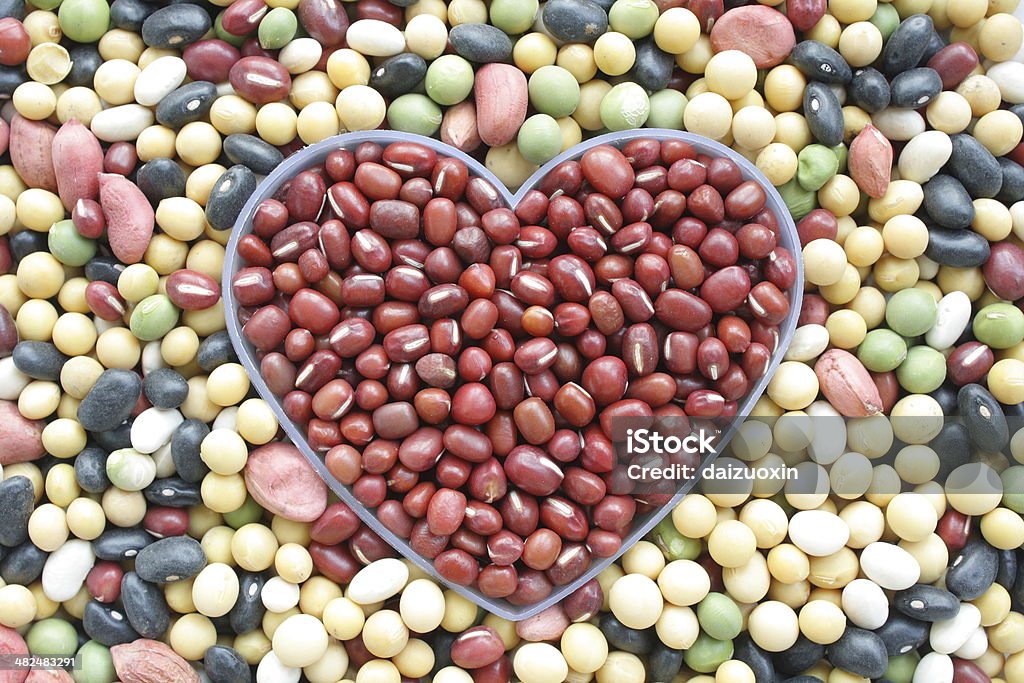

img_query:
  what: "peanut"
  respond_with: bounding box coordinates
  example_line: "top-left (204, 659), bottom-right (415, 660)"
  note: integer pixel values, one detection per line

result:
top-left (474, 63), bottom-right (528, 148)
top-left (99, 173), bottom-right (156, 265)
top-left (243, 442), bottom-right (328, 522)
top-left (9, 115), bottom-right (57, 193)
top-left (849, 124), bottom-right (893, 199)
top-left (814, 349), bottom-right (884, 418)
top-left (52, 119), bottom-right (104, 211)
top-left (111, 640), bottom-right (199, 683)
top-left (709, 5), bottom-right (796, 68)
top-left (441, 100), bottom-right (482, 153)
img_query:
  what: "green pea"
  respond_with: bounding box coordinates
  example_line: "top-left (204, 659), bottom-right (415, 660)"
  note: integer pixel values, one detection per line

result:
top-left (528, 65), bottom-right (581, 118)
top-left (26, 619), bottom-right (79, 656)
top-left (857, 329), bottom-right (908, 372)
top-left (489, 0), bottom-right (538, 34)
top-left (832, 143), bottom-right (848, 174)
top-left (425, 55), bottom-right (475, 106)
top-left (683, 632), bottom-right (733, 674)
top-left (105, 448), bottom-right (157, 491)
top-left (777, 179), bottom-right (817, 221)
top-left (696, 593), bottom-right (742, 641)
top-left (387, 94), bottom-right (443, 137)
top-left (258, 8), bottom-right (298, 50)
top-left (31, 0), bottom-right (62, 10)
top-left (1001, 467), bottom-right (1024, 513)
top-left (895, 345), bottom-right (946, 394)
top-left (973, 303), bottom-right (1024, 350)
top-left (870, 3), bottom-right (901, 41)
top-left (48, 219), bottom-right (96, 267)
top-left (797, 144), bottom-right (840, 192)
top-left (129, 294), bottom-right (180, 342)
top-left (223, 494), bottom-right (265, 529)
top-left (885, 288), bottom-right (938, 337)
top-left (882, 652), bottom-right (920, 683)
top-left (608, 0), bottom-right (660, 39)
top-left (58, 0), bottom-right (111, 43)
top-left (74, 641), bottom-right (115, 683)
top-left (651, 517), bottom-right (701, 561)
top-left (647, 89), bottom-right (687, 130)
top-left (599, 82), bottom-right (650, 132)
top-left (215, 13), bottom-right (247, 47)
top-left (516, 114), bottom-right (562, 166)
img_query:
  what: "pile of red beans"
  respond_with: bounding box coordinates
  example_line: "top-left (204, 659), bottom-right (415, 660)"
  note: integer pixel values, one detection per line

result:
top-left (230, 137), bottom-right (797, 601)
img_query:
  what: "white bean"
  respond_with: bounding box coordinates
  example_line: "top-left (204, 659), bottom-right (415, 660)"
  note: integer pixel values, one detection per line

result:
top-left (346, 20), bottom-right (407, 57)
top-left (784, 324), bottom-right (830, 362)
top-left (898, 130), bottom-right (952, 183)
top-left (90, 104), bottom-right (155, 143)
top-left (841, 579), bottom-right (889, 630)
top-left (872, 108), bottom-right (926, 141)
top-left (912, 652), bottom-right (952, 683)
top-left (130, 407), bottom-right (184, 454)
top-left (347, 558), bottom-right (409, 604)
top-left (788, 510), bottom-right (850, 556)
top-left (41, 539), bottom-right (95, 602)
top-left (859, 542), bottom-right (921, 590)
top-left (134, 56), bottom-right (187, 107)
top-left (930, 603), bottom-right (981, 654)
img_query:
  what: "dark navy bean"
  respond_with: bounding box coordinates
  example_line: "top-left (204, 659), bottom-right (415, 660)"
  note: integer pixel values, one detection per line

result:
top-left (229, 572), bottom-right (266, 634)
top-left (0, 0), bottom-right (25, 20)
top-left (542, 0), bottom-right (608, 43)
top-left (66, 46), bottom-right (103, 88)
top-left (894, 585), bottom-right (960, 622)
top-left (12, 342), bottom-right (68, 381)
top-left (922, 175), bottom-right (975, 229)
top-left (783, 678), bottom-right (825, 683)
top-left (156, 81), bottom-right (219, 129)
top-left (874, 610), bottom-right (929, 656)
top-left (369, 53), bottom-right (427, 100)
top-left (733, 634), bottom-right (775, 682)
top-left (0, 476), bottom-right (34, 548)
top-left (0, 65), bottom-right (27, 97)
top-left (75, 447), bottom-right (111, 494)
top-left (135, 536), bottom-right (206, 583)
top-left (998, 550), bottom-right (1018, 591)
top-left (84, 256), bottom-right (126, 285)
top-left (141, 4), bottom-right (212, 49)
top-left (197, 331), bottom-right (237, 372)
top-left (1011, 103), bottom-right (1024, 126)
top-left (1012, 558), bottom-right (1024, 611)
top-left (93, 528), bottom-right (154, 561)
top-left (204, 646), bottom-right (251, 683)
top-left (848, 68), bottom-right (890, 113)
top-left (431, 630), bottom-right (459, 674)
top-left (143, 368), bottom-right (189, 409)
top-left (803, 82), bottom-right (844, 147)
top-left (920, 30), bottom-right (946, 65)
top-left (10, 230), bottom-right (49, 262)
top-left (83, 601), bottom-right (141, 647)
top-left (93, 420), bottom-right (134, 452)
top-left (773, 636), bottom-right (824, 676)
top-left (631, 38), bottom-right (673, 92)
top-left (171, 419), bottom-right (211, 483)
top-left (0, 542), bottom-right (47, 585)
top-left (826, 627), bottom-right (888, 679)
top-left (137, 158), bottom-right (187, 206)
top-left (647, 643), bottom-right (684, 683)
top-left (790, 41), bottom-right (852, 84)
top-left (949, 134), bottom-right (1003, 199)
top-left (998, 158), bottom-right (1024, 204)
top-left (924, 228), bottom-right (990, 268)
top-left (958, 384), bottom-right (1010, 454)
top-left (78, 369), bottom-right (143, 433)
top-left (881, 14), bottom-right (934, 77)
top-left (224, 134), bottom-right (284, 176)
top-left (889, 67), bottom-right (942, 108)
top-left (206, 165), bottom-right (258, 231)
top-left (144, 477), bottom-right (203, 507)
top-left (598, 614), bottom-right (653, 654)
top-left (448, 23), bottom-right (513, 63)
top-left (110, 0), bottom-right (158, 31)
top-left (946, 537), bottom-right (999, 601)
top-left (931, 383), bottom-right (959, 417)
top-left (121, 572), bottom-right (171, 639)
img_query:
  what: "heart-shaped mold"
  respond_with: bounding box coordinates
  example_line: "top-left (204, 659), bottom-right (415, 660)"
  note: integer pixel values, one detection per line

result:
top-left (223, 129), bottom-right (803, 620)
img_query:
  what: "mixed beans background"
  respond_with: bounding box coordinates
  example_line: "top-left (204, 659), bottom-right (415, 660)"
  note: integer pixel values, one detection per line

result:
top-left (7, 0), bottom-right (1024, 681)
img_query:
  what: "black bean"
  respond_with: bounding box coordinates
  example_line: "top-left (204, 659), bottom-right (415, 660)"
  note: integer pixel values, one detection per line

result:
top-left (930, 421), bottom-right (973, 480)
top-left (631, 37), bottom-right (673, 92)
top-left (646, 643), bottom-right (684, 683)
top-left (10, 230), bottom-right (49, 262)
top-left (0, 476), bottom-right (34, 547)
top-left (110, 0), bottom-right (158, 31)
top-left (894, 585), bottom-right (960, 622)
top-left (1012, 103), bottom-right (1024, 126)
top-left (848, 68), bottom-right (891, 113)
top-left (75, 447), bottom-right (111, 494)
top-left (0, 541), bottom-right (47, 585)
top-left (874, 610), bottom-right (930, 656)
top-left (65, 45), bottom-right (103, 88)
top-left (78, 369), bottom-right (143, 433)
top-left (93, 528), bottom-right (154, 562)
top-left (790, 41), bottom-right (852, 84)
top-left (773, 635), bottom-right (823, 675)
top-left (922, 174), bottom-right (975, 230)
top-left (83, 601), bottom-right (141, 647)
top-left (137, 158), bottom-right (187, 206)
top-left (998, 158), bottom-right (1024, 204)
top-left (924, 227), bottom-right (990, 268)
top-left (920, 30), bottom-right (946, 65)
top-left (223, 134), bottom-right (284, 177)
top-left (141, 4), bottom-right (212, 49)
top-left (783, 678), bottom-right (825, 683)
top-left (0, 65), bottom-right (26, 97)
top-left (93, 419), bottom-right (134, 452)
top-left (143, 368), bottom-right (189, 409)
top-left (12, 341), bottom-right (68, 381)
top-left (84, 256), bottom-right (126, 285)
top-left (197, 331), bottom-right (238, 372)
top-left (430, 630), bottom-right (459, 674)
top-left (881, 14), bottom-right (934, 77)
top-left (135, 536), bottom-right (206, 583)
top-left (826, 627), bottom-right (888, 679)
top-left (121, 572), bottom-right (171, 639)
top-left (229, 572), bottom-right (266, 634)
top-left (889, 67), bottom-right (942, 108)
top-left (998, 550), bottom-right (1018, 591)
top-left (171, 419), bottom-right (211, 483)
top-left (448, 23), bottom-right (513, 64)
top-left (958, 384), bottom-right (1010, 453)
top-left (803, 82), bottom-right (844, 147)
top-left (204, 646), bottom-right (252, 683)
top-left (946, 537), bottom-right (999, 601)
top-left (155, 81), bottom-right (219, 129)
top-left (0, 0), bottom-right (25, 20)
top-left (144, 477), bottom-right (202, 507)
top-left (207, 165), bottom-right (258, 231)
top-left (541, 0), bottom-right (608, 44)
top-left (1012, 555), bottom-right (1024, 611)
top-left (949, 134), bottom-right (1004, 199)
top-left (369, 53), bottom-right (427, 100)
top-left (598, 614), bottom-right (653, 654)
top-left (733, 634), bottom-right (775, 682)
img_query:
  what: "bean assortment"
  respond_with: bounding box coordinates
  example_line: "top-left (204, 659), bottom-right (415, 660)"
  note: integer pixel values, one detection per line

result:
top-left (3, 0), bottom-right (1024, 681)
